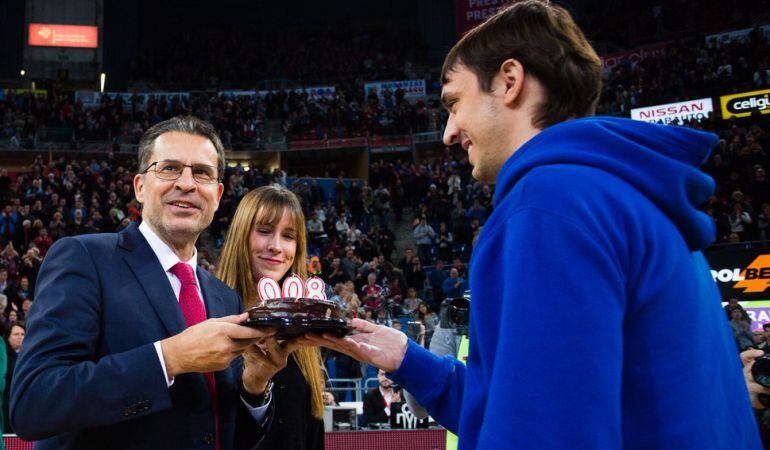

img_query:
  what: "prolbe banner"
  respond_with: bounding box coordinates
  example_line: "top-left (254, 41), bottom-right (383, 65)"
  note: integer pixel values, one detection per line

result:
top-left (720, 88), bottom-right (770, 119)
top-left (705, 248), bottom-right (770, 301)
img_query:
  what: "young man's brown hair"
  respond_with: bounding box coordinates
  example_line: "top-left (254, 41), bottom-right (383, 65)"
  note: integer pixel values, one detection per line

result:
top-left (441, 0), bottom-right (602, 129)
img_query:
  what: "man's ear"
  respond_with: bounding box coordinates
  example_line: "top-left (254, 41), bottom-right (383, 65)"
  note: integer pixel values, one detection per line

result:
top-left (133, 174), bottom-right (145, 205)
top-left (499, 58), bottom-right (526, 107)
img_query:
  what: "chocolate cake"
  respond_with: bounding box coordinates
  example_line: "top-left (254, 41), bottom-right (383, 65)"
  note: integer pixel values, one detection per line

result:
top-left (245, 297), bottom-right (348, 339)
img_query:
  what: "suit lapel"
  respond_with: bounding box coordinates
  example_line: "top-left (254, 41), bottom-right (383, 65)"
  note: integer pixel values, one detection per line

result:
top-left (197, 269), bottom-right (226, 320)
top-left (119, 223), bottom-right (186, 337)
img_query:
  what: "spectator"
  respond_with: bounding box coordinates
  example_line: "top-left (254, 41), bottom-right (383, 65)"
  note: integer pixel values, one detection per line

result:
top-left (32, 228), bottom-right (52, 258)
top-left (335, 215), bottom-right (350, 240)
top-left (0, 207), bottom-right (17, 246)
top-left (729, 203), bottom-right (753, 240)
top-left (361, 273), bottom-right (384, 311)
top-left (3, 323), bottom-right (23, 433)
top-left (322, 391), bottom-right (337, 407)
top-left (758, 203), bottom-right (770, 241)
top-left (436, 222), bottom-right (454, 263)
top-left (759, 323), bottom-right (770, 353)
top-left (402, 287), bottom-right (423, 316)
top-left (325, 257), bottom-right (350, 286)
top-left (429, 259), bottom-right (449, 306)
top-left (413, 302), bottom-right (439, 349)
top-left (731, 308), bottom-right (756, 351)
top-left (363, 369), bottom-right (402, 427)
top-left (442, 268), bottom-right (468, 299)
top-left (413, 216), bottom-right (435, 263)
top-left (725, 297), bottom-right (751, 323)
top-left (404, 256), bottom-right (426, 296)
top-left (306, 212), bottom-right (326, 243)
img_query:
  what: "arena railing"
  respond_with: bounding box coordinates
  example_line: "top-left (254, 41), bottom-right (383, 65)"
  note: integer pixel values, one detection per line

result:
top-left (14, 130), bottom-right (443, 154)
top-left (327, 377), bottom-right (380, 403)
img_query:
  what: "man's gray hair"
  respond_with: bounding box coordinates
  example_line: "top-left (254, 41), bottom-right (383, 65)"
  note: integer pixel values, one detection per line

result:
top-left (137, 116), bottom-right (226, 181)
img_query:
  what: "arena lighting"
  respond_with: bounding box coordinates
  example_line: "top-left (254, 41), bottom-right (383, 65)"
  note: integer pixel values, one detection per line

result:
top-left (100, 73), bottom-right (106, 93)
top-left (20, 69), bottom-right (25, 76)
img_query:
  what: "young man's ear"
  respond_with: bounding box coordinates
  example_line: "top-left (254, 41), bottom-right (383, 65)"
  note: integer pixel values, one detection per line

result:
top-left (499, 58), bottom-right (526, 107)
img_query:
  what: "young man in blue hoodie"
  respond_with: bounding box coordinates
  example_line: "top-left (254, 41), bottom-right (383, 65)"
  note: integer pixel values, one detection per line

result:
top-left (301, 1), bottom-right (761, 448)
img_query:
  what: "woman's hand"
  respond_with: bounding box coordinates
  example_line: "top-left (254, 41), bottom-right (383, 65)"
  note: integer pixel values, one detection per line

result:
top-left (241, 336), bottom-right (304, 395)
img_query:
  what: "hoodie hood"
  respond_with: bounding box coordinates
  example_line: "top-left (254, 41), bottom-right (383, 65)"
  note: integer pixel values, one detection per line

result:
top-left (493, 116), bottom-right (718, 250)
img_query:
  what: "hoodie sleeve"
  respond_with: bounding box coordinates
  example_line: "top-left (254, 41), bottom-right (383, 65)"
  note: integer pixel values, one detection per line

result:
top-left (388, 339), bottom-right (466, 433)
top-left (476, 207), bottom-right (626, 449)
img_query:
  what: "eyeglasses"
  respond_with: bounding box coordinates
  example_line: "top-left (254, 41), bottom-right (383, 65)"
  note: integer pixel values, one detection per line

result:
top-left (141, 160), bottom-right (219, 184)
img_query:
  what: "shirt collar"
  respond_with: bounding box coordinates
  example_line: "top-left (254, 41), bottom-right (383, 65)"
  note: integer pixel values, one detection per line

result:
top-left (138, 221), bottom-right (198, 274)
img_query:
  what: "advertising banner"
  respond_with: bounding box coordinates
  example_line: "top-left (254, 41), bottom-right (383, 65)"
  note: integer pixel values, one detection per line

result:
top-left (28, 24), bottom-right (98, 48)
top-left (630, 98), bottom-right (713, 124)
top-left (364, 80), bottom-right (426, 99)
top-left (3, 88), bottom-right (48, 99)
top-left (255, 86), bottom-right (336, 99)
top-left (706, 24), bottom-right (770, 46)
top-left (75, 91), bottom-right (190, 111)
top-left (720, 88), bottom-right (770, 119)
top-left (454, 0), bottom-right (518, 38)
top-left (601, 43), bottom-right (667, 72)
top-left (705, 248), bottom-right (770, 302)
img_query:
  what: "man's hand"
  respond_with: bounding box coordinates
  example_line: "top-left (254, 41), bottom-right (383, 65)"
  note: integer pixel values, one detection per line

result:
top-left (297, 318), bottom-right (408, 372)
top-left (161, 313), bottom-right (275, 379)
top-left (241, 336), bottom-right (304, 395)
top-left (740, 349), bottom-right (770, 409)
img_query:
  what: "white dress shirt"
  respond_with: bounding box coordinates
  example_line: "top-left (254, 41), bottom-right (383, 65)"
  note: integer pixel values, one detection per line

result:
top-left (138, 222), bottom-right (270, 421)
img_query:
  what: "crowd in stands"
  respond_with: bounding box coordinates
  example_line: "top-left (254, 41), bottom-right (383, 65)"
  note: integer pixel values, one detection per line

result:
top-left (129, 26), bottom-right (428, 92)
top-left (0, 87), bottom-right (437, 148)
top-left (583, 0), bottom-right (766, 48)
top-left (598, 24), bottom-right (770, 117)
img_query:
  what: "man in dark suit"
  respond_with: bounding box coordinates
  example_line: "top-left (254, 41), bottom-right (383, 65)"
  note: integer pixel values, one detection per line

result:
top-left (10, 116), bottom-right (275, 450)
top-left (363, 369), bottom-right (401, 427)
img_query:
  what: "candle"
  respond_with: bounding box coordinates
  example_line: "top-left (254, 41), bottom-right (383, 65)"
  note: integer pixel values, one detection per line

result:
top-left (282, 274), bottom-right (304, 298)
top-left (304, 277), bottom-right (327, 300)
top-left (257, 277), bottom-right (281, 301)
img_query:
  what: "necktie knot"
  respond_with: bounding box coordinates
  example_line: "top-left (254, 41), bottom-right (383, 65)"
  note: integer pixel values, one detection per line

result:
top-left (171, 262), bottom-right (197, 286)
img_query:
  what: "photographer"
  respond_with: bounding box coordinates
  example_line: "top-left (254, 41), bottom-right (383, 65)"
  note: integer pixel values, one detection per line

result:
top-left (742, 349), bottom-right (770, 447)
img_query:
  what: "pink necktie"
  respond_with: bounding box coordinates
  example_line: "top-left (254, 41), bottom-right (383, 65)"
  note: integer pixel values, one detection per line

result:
top-left (170, 262), bottom-right (220, 450)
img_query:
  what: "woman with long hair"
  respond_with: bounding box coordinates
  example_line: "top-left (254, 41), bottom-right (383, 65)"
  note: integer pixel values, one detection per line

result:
top-left (218, 186), bottom-right (325, 450)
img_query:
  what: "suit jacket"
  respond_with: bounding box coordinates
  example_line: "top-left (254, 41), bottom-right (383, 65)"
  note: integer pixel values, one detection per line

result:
top-left (363, 388), bottom-right (389, 426)
top-left (10, 223), bottom-right (264, 450)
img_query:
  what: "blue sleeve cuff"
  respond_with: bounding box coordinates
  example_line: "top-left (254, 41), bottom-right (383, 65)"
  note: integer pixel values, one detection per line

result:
top-left (388, 339), bottom-right (444, 393)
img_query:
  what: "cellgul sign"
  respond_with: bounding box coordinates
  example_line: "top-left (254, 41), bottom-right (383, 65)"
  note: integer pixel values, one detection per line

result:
top-left (720, 88), bottom-right (770, 119)
top-left (630, 98), bottom-right (713, 124)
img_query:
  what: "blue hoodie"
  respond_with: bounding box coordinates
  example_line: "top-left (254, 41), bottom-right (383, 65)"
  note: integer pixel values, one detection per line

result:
top-left (390, 117), bottom-right (761, 449)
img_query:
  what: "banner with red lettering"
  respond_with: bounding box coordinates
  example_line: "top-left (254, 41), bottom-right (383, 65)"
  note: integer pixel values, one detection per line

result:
top-left (600, 43), bottom-right (667, 72)
top-left (630, 98), bottom-right (713, 124)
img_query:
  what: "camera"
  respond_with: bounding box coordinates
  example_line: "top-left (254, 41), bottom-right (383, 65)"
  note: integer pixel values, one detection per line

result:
top-left (751, 353), bottom-right (770, 407)
top-left (439, 290), bottom-right (471, 335)
top-left (752, 353), bottom-right (770, 387)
